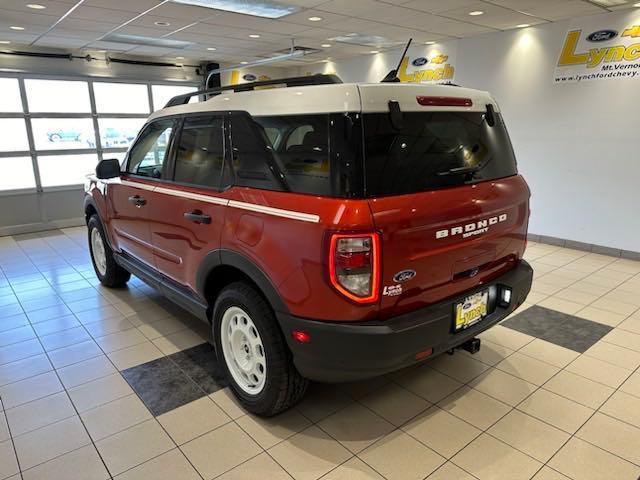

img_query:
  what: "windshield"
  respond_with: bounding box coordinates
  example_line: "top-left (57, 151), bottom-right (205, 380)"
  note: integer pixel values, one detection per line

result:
top-left (362, 111), bottom-right (517, 196)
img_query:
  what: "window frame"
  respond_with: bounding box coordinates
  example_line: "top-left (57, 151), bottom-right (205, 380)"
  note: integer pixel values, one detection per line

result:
top-left (0, 72), bottom-right (199, 195)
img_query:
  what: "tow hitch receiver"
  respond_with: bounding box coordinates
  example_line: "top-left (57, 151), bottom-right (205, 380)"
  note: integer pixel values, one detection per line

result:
top-left (461, 337), bottom-right (481, 354)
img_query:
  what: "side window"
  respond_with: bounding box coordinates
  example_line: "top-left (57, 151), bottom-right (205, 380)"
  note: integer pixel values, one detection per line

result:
top-left (127, 120), bottom-right (174, 178)
top-left (230, 113), bottom-right (283, 191)
top-left (174, 115), bottom-right (224, 188)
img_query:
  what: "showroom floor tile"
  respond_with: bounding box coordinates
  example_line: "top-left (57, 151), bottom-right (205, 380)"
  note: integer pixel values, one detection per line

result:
top-left (0, 229), bottom-right (639, 479)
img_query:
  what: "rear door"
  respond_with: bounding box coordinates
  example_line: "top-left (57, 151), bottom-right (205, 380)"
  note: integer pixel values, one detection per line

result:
top-left (148, 114), bottom-right (227, 290)
top-left (361, 109), bottom-right (530, 319)
top-left (110, 119), bottom-right (176, 267)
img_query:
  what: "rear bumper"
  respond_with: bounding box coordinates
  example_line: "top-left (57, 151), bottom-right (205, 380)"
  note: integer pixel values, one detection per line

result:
top-left (278, 259), bottom-right (533, 382)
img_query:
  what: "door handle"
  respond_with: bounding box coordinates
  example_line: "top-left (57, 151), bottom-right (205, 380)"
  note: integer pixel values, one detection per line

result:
top-left (128, 195), bottom-right (146, 207)
top-left (184, 211), bottom-right (211, 224)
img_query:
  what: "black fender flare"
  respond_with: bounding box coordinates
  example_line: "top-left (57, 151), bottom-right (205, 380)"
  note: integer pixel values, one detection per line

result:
top-left (196, 249), bottom-right (290, 316)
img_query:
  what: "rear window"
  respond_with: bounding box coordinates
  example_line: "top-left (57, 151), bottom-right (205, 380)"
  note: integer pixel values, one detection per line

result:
top-left (363, 111), bottom-right (517, 196)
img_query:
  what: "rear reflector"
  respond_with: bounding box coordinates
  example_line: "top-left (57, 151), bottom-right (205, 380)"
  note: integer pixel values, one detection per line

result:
top-left (414, 347), bottom-right (433, 361)
top-left (417, 96), bottom-right (473, 107)
top-left (329, 233), bottom-right (380, 304)
top-left (291, 330), bottom-right (311, 344)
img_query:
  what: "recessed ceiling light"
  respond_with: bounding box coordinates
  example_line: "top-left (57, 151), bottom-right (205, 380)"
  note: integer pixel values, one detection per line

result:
top-left (369, 50), bottom-right (379, 54)
top-left (516, 23), bottom-right (530, 28)
top-left (26, 4), bottom-right (46, 9)
top-left (0, 40), bottom-right (10, 44)
top-left (425, 41), bottom-right (436, 45)
top-left (469, 10), bottom-right (484, 15)
top-left (171, 0), bottom-right (300, 19)
top-left (10, 26), bottom-right (25, 31)
top-left (634, 2), bottom-right (640, 5)
top-left (321, 43), bottom-right (331, 48)
top-left (240, 61), bottom-right (248, 64)
top-left (308, 16), bottom-right (322, 21)
top-left (207, 47), bottom-right (217, 50)
top-left (154, 21), bottom-right (171, 26)
top-left (176, 56), bottom-right (185, 59)
top-left (249, 34), bottom-right (261, 38)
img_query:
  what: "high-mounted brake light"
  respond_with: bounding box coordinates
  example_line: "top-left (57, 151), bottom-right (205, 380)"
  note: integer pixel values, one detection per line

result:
top-left (329, 233), bottom-right (380, 304)
top-left (416, 96), bottom-right (473, 107)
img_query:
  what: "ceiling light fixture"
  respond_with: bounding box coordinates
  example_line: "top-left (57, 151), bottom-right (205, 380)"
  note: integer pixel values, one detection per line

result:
top-left (249, 34), bottom-right (261, 38)
top-left (516, 23), bottom-right (530, 28)
top-left (330, 34), bottom-right (404, 48)
top-left (207, 47), bottom-right (217, 50)
top-left (425, 41), bottom-right (436, 45)
top-left (0, 40), bottom-right (11, 44)
top-left (176, 56), bottom-right (185, 59)
top-left (321, 43), bottom-right (331, 47)
top-left (634, 2), bottom-right (640, 5)
top-left (154, 21), bottom-right (171, 26)
top-left (26, 4), bottom-right (46, 9)
top-left (370, 50), bottom-right (379, 53)
top-left (171, 0), bottom-right (300, 19)
top-left (308, 16), bottom-right (322, 21)
top-left (469, 10), bottom-right (484, 15)
top-left (10, 26), bottom-right (25, 31)
top-left (240, 61), bottom-right (248, 64)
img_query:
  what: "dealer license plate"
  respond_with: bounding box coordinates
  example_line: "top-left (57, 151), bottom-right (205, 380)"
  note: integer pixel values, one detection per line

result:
top-left (454, 290), bottom-right (489, 331)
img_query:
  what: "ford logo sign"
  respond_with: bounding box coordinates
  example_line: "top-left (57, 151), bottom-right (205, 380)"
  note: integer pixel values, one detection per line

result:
top-left (393, 269), bottom-right (416, 283)
top-left (242, 74), bottom-right (257, 81)
top-left (587, 30), bottom-right (617, 42)
top-left (412, 57), bottom-right (428, 67)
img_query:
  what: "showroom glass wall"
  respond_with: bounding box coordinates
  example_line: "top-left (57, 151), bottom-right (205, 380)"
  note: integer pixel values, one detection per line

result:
top-left (0, 75), bottom-right (197, 193)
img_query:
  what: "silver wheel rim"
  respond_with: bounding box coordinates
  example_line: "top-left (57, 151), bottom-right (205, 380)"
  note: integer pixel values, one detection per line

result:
top-left (90, 228), bottom-right (107, 276)
top-left (220, 306), bottom-right (267, 395)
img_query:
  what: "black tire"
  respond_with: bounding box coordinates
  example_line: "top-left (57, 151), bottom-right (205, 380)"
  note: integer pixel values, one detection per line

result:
top-left (213, 282), bottom-right (308, 416)
top-left (87, 215), bottom-right (131, 288)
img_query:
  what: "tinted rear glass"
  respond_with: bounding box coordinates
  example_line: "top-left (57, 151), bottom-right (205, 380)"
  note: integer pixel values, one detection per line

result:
top-left (363, 112), bottom-right (517, 196)
top-left (233, 113), bottom-right (362, 198)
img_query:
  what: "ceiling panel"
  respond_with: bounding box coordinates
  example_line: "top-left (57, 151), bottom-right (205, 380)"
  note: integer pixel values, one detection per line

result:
top-left (0, 0), bottom-right (637, 67)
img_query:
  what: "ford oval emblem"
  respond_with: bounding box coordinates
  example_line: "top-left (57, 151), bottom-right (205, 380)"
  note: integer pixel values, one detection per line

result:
top-left (393, 269), bottom-right (416, 283)
top-left (587, 30), bottom-right (617, 42)
top-left (412, 57), bottom-right (428, 67)
top-left (243, 73), bottom-right (257, 81)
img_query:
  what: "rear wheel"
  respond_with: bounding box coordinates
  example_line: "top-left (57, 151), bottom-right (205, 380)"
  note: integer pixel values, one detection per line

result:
top-left (87, 215), bottom-right (130, 287)
top-left (213, 282), bottom-right (308, 416)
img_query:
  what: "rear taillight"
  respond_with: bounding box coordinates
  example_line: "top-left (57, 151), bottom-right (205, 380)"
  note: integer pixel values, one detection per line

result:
top-left (329, 233), bottom-right (380, 304)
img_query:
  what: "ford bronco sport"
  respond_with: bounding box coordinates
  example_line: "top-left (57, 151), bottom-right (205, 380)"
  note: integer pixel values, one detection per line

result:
top-left (85, 74), bottom-right (533, 416)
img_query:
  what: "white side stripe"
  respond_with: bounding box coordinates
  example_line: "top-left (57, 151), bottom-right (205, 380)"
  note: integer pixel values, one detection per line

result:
top-left (119, 180), bottom-right (320, 223)
top-left (154, 186), bottom-right (228, 206)
top-left (228, 200), bottom-right (320, 223)
top-left (121, 180), bottom-right (156, 191)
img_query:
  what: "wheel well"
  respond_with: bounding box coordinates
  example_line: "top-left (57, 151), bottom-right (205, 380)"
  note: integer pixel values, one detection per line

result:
top-left (85, 204), bottom-right (97, 223)
top-left (203, 265), bottom-right (274, 321)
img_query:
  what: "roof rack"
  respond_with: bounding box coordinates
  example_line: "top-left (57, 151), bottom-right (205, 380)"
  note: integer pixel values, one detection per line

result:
top-left (164, 74), bottom-right (343, 108)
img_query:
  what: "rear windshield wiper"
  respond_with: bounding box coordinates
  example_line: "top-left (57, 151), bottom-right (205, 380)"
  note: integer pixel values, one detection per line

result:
top-left (436, 165), bottom-right (482, 177)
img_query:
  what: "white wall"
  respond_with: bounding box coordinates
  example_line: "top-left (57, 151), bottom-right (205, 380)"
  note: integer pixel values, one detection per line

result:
top-left (297, 11), bottom-right (640, 253)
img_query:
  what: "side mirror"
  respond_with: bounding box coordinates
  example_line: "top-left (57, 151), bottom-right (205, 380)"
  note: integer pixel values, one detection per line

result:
top-left (96, 158), bottom-right (121, 179)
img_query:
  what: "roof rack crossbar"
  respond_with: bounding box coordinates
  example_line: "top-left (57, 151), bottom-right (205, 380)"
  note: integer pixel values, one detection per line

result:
top-left (164, 74), bottom-right (343, 108)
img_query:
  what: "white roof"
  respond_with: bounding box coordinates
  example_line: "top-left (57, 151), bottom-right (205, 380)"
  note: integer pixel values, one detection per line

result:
top-left (148, 82), bottom-right (497, 122)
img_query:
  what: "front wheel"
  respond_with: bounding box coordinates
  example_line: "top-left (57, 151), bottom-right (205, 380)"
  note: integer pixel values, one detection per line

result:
top-left (87, 215), bottom-right (131, 288)
top-left (213, 282), bottom-right (308, 416)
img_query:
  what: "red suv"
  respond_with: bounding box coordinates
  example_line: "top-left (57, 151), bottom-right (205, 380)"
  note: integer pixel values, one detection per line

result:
top-left (85, 75), bottom-right (533, 416)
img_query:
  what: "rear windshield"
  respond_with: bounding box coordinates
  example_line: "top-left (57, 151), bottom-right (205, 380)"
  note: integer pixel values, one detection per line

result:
top-left (362, 111), bottom-right (517, 197)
